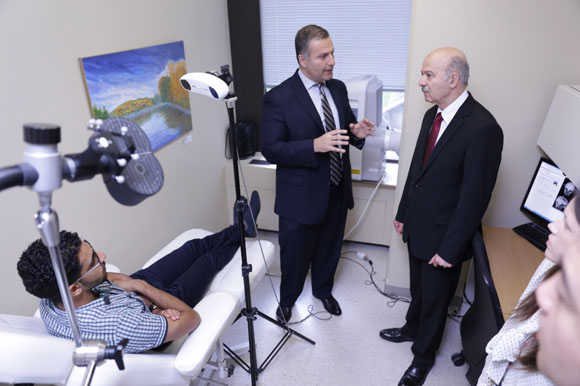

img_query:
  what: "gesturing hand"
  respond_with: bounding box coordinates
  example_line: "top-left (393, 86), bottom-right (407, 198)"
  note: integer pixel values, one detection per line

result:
top-left (349, 118), bottom-right (376, 139)
top-left (314, 129), bottom-right (349, 153)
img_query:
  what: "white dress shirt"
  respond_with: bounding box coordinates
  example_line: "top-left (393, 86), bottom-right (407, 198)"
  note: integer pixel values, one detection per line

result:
top-left (434, 89), bottom-right (469, 143)
top-left (298, 69), bottom-right (341, 130)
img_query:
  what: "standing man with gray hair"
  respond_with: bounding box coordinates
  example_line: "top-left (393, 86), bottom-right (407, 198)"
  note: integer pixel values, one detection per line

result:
top-left (381, 47), bottom-right (503, 386)
top-left (261, 25), bottom-right (375, 323)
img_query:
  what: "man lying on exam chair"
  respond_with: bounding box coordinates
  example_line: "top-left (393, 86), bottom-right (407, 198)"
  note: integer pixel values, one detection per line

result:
top-left (16, 191), bottom-right (260, 354)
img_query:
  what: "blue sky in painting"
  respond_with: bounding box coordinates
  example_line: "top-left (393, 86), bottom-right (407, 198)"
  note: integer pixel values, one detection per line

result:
top-left (82, 41), bottom-right (185, 112)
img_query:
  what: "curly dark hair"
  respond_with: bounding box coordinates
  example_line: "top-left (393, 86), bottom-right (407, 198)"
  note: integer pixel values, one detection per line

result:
top-left (17, 230), bottom-right (82, 304)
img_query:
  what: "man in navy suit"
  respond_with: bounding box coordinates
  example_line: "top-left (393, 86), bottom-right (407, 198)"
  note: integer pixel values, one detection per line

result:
top-left (261, 25), bottom-right (375, 323)
top-left (380, 47), bottom-right (503, 386)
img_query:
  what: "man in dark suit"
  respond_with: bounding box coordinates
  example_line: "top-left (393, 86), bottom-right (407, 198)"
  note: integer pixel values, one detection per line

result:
top-left (261, 25), bottom-right (375, 323)
top-left (380, 47), bottom-right (503, 386)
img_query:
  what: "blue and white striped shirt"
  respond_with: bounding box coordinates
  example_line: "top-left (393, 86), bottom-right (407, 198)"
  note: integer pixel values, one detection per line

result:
top-left (40, 281), bottom-right (168, 353)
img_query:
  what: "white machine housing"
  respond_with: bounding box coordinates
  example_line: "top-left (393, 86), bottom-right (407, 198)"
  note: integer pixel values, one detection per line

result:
top-left (346, 74), bottom-right (386, 181)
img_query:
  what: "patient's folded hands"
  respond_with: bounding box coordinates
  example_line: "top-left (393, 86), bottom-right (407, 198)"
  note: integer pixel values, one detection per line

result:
top-left (160, 308), bottom-right (181, 320)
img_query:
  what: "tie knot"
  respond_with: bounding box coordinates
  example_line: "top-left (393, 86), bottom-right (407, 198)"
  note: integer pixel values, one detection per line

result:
top-left (435, 112), bottom-right (442, 124)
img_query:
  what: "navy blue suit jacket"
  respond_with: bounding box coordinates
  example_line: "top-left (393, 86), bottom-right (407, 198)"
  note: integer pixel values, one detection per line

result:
top-left (261, 70), bottom-right (364, 225)
top-left (395, 93), bottom-right (503, 265)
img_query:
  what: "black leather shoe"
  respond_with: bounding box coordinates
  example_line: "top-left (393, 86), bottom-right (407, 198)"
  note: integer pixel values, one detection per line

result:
top-left (276, 305), bottom-right (292, 324)
top-left (321, 295), bottom-right (342, 315)
top-left (379, 328), bottom-right (415, 343)
top-left (397, 364), bottom-right (432, 386)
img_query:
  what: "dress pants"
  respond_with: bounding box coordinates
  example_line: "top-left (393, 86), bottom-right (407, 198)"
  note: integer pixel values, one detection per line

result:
top-left (130, 225), bottom-right (240, 308)
top-left (401, 246), bottom-right (462, 368)
top-left (279, 183), bottom-right (348, 307)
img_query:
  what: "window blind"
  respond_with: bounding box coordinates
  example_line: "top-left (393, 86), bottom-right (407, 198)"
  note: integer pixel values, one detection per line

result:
top-left (260, 0), bottom-right (412, 90)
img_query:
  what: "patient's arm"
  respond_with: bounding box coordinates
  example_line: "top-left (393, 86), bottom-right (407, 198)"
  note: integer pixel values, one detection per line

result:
top-left (108, 272), bottom-right (156, 305)
top-left (111, 275), bottom-right (201, 343)
top-left (159, 308), bottom-right (181, 320)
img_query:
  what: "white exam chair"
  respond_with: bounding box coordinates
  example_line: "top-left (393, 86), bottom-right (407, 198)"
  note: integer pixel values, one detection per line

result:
top-left (0, 229), bottom-right (275, 386)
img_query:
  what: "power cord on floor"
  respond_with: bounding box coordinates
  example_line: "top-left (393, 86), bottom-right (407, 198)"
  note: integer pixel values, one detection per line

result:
top-left (286, 305), bottom-right (333, 325)
top-left (340, 250), bottom-right (410, 307)
top-left (340, 250), bottom-right (469, 324)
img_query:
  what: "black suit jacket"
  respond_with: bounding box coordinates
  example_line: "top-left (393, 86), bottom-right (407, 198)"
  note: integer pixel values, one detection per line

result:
top-left (261, 70), bottom-right (364, 225)
top-left (396, 93), bottom-right (503, 265)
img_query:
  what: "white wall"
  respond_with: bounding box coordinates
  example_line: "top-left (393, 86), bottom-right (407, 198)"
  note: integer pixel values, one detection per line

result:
top-left (0, 0), bottom-right (233, 315)
top-left (388, 0), bottom-right (580, 288)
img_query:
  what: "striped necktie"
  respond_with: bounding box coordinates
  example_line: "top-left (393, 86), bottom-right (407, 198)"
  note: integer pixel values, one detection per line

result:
top-left (319, 83), bottom-right (342, 186)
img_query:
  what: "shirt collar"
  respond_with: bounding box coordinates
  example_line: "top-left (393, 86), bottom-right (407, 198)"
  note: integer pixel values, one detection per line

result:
top-left (298, 68), bottom-right (321, 91)
top-left (438, 90), bottom-right (468, 124)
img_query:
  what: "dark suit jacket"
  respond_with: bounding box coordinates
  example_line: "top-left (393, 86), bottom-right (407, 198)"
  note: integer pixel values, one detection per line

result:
top-left (261, 70), bottom-right (364, 225)
top-left (396, 93), bottom-right (503, 266)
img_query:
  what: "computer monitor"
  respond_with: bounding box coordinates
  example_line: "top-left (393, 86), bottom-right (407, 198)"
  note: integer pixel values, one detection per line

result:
top-left (521, 157), bottom-right (577, 226)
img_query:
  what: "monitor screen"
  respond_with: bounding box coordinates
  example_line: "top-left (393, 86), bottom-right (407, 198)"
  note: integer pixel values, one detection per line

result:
top-left (521, 157), bottom-right (577, 226)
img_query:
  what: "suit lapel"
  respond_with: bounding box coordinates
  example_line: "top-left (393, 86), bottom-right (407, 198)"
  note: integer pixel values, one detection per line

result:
top-left (289, 70), bottom-right (324, 132)
top-left (411, 107), bottom-right (437, 177)
top-left (419, 94), bottom-right (475, 175)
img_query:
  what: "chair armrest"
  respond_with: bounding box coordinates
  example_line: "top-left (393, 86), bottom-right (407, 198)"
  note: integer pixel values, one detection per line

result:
top-left (174, 291), bottom-right (238, 377)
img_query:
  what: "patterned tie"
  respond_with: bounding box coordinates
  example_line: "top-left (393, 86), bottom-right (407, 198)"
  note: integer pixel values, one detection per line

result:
top-left (319, 83), bottom-right (343, 186)
top-left (423, 112), bottom-right (442, 167)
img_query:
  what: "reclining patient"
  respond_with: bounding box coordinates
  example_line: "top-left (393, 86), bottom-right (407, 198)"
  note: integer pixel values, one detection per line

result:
top-left (16, 192), bottom-right (260, 354)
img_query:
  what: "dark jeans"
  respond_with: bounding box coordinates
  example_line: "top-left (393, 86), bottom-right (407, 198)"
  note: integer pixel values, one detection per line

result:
top-left (130, 225), bottom-right (240, 308)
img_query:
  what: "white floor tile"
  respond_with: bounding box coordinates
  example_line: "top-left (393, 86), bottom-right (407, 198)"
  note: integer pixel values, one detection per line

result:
top-left (202, 230), bottom-right (470, 386)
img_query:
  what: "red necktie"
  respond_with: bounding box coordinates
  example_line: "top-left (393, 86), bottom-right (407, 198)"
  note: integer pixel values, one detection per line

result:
top-left (423, 112), bottom-right (442, 167)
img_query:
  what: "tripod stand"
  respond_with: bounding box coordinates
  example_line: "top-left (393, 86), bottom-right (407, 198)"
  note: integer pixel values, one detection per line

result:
top-left (222, 94), bottom-right (315, 385)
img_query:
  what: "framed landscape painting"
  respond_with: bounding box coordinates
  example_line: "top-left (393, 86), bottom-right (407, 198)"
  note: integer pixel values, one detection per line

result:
top-left (80, 41), bottom-right (192, 151)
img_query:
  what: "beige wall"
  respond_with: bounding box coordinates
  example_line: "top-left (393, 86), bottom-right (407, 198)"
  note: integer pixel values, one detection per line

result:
top-left (388, 0), bottom-right (580, 288)
top-left (0, 0), bottom-right (233, 315)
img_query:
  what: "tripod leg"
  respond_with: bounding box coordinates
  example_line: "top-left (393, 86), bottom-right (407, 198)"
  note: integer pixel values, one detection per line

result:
top-left (244, 310), bottom-right (259, 384)
top-left (256, 310), bottom-right (316, 345)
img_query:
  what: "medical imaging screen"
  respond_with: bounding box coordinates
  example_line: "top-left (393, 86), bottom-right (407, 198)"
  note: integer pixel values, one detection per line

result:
top-left (522, 158), bottom-right (577, 223)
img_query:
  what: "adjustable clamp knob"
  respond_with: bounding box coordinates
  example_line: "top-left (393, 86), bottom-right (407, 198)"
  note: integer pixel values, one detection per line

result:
top-left (104, 338), bottom-right (129, 370)
top-left (23, 123), bottom-right (61, 145)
